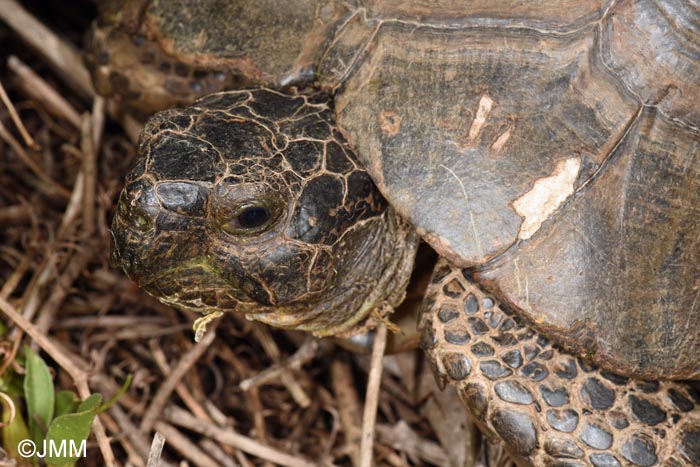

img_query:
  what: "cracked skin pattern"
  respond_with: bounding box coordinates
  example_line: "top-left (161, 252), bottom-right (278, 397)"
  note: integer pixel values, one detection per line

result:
top-left (420, 260), bottom-right (700, 467)
top-left (110, 89), bottom-right (417, 336)
top-left (101, 1), bottom-right (700, 466)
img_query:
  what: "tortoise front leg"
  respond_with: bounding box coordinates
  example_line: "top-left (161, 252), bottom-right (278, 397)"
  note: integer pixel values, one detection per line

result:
top-left (419, 259), bottom-right (700, 467)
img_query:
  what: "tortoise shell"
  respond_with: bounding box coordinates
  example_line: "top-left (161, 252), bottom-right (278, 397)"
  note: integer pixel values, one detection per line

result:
top-left (95, 0), bottom-right (700, 380)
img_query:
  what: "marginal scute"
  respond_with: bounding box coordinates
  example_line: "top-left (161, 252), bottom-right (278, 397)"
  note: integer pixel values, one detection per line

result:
top-left (512, 156), bottom-right (581, 240)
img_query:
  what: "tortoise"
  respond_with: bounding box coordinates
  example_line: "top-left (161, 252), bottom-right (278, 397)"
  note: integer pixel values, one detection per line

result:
top-left (97, 1), bottom-right (700, 465)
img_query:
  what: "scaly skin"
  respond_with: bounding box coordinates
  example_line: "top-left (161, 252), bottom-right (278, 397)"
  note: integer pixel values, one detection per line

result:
top-left (110, 89), bottom-right (418, 337)
top-left (420, 259), bottom-right (700, 467)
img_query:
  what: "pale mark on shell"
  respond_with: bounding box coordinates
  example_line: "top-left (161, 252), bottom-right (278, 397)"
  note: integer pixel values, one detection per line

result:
top-left (467, 95), bottom-right (494, 142)
top-left (513, 157), bottom-right (581, 240)
top-left (379, 110), bottom-right (401, 137)
top-left (513, 258), bottom-right (529, 307)
top-left (490, 127), bottom-right (512, 152)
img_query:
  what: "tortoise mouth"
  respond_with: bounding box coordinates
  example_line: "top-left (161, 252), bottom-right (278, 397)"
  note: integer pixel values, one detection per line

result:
top-left (138, 261), bottom-right (251, 313)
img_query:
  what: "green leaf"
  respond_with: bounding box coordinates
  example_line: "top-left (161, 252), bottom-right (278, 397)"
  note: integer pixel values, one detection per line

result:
top-left (97, 375), bottom-right (132, 413)
top-left (54, 391), bottom-right (79, 418)
top-left (23, 346), bottom-right (55, 445)
top-left (0, 364), bottom-right (24, 396)
top-left (75, 393), bottom-right (100, 413)
top-left (45, 394), bottom-right (101, 467)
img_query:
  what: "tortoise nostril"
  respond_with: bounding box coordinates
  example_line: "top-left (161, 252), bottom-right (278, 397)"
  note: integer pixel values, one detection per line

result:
top-left (117, 198), bottom-right (154, 232)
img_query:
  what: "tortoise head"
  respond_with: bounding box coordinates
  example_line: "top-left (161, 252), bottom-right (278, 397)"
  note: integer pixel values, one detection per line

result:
top-left (111, 89), bottom-right (418, 336)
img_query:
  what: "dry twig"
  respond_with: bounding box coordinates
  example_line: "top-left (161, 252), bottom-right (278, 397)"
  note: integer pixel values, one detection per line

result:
top-left (360, 323), bottom-right (388, 467)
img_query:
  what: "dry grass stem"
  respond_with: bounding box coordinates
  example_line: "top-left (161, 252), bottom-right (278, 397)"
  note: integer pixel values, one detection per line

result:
top-left (146, 432), bottom-right (166, 467)
top-left (7, 55), bottom-right (82, 129)
top-left (360, 323), bottom-right (388, 467)
top-left (34, 243), bottom-right (94, 333)
top-left (165, 405), bottom-right (318, 467)
top-left (239, 336), bottom-right (320, 391)
top-left (331, 356), bottom-right (363, 467)
top-left (81, 113), bottom-right (97, 235)
top-left (99, 410), bottom-right (147, 467)
top-left (0, 120), bottom-right (70, 199)
top-left (0, 78), bottom-right (37, 148)
top-left (154, 422), bottom-right (220, 467)
top-left (149, 338), bottom-right (212, 422)
top-left (376, 421), bottom-right (450, 465)
top-left (199, 439), bottom-right (240, 467)
top-left (0, 0), bottom-right (94, 98)
top-left (139, 327), bottom-right (217, 433)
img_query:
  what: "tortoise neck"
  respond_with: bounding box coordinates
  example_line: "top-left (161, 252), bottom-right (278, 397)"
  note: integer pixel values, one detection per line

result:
top-left (244, 207), bottom-right (419, 336)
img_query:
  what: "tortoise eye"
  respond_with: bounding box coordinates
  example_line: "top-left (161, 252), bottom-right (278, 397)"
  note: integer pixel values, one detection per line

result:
top-left (237, 206), bottom-right (270, 229)
top-left (222, 202), bottom-right (279, 235)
